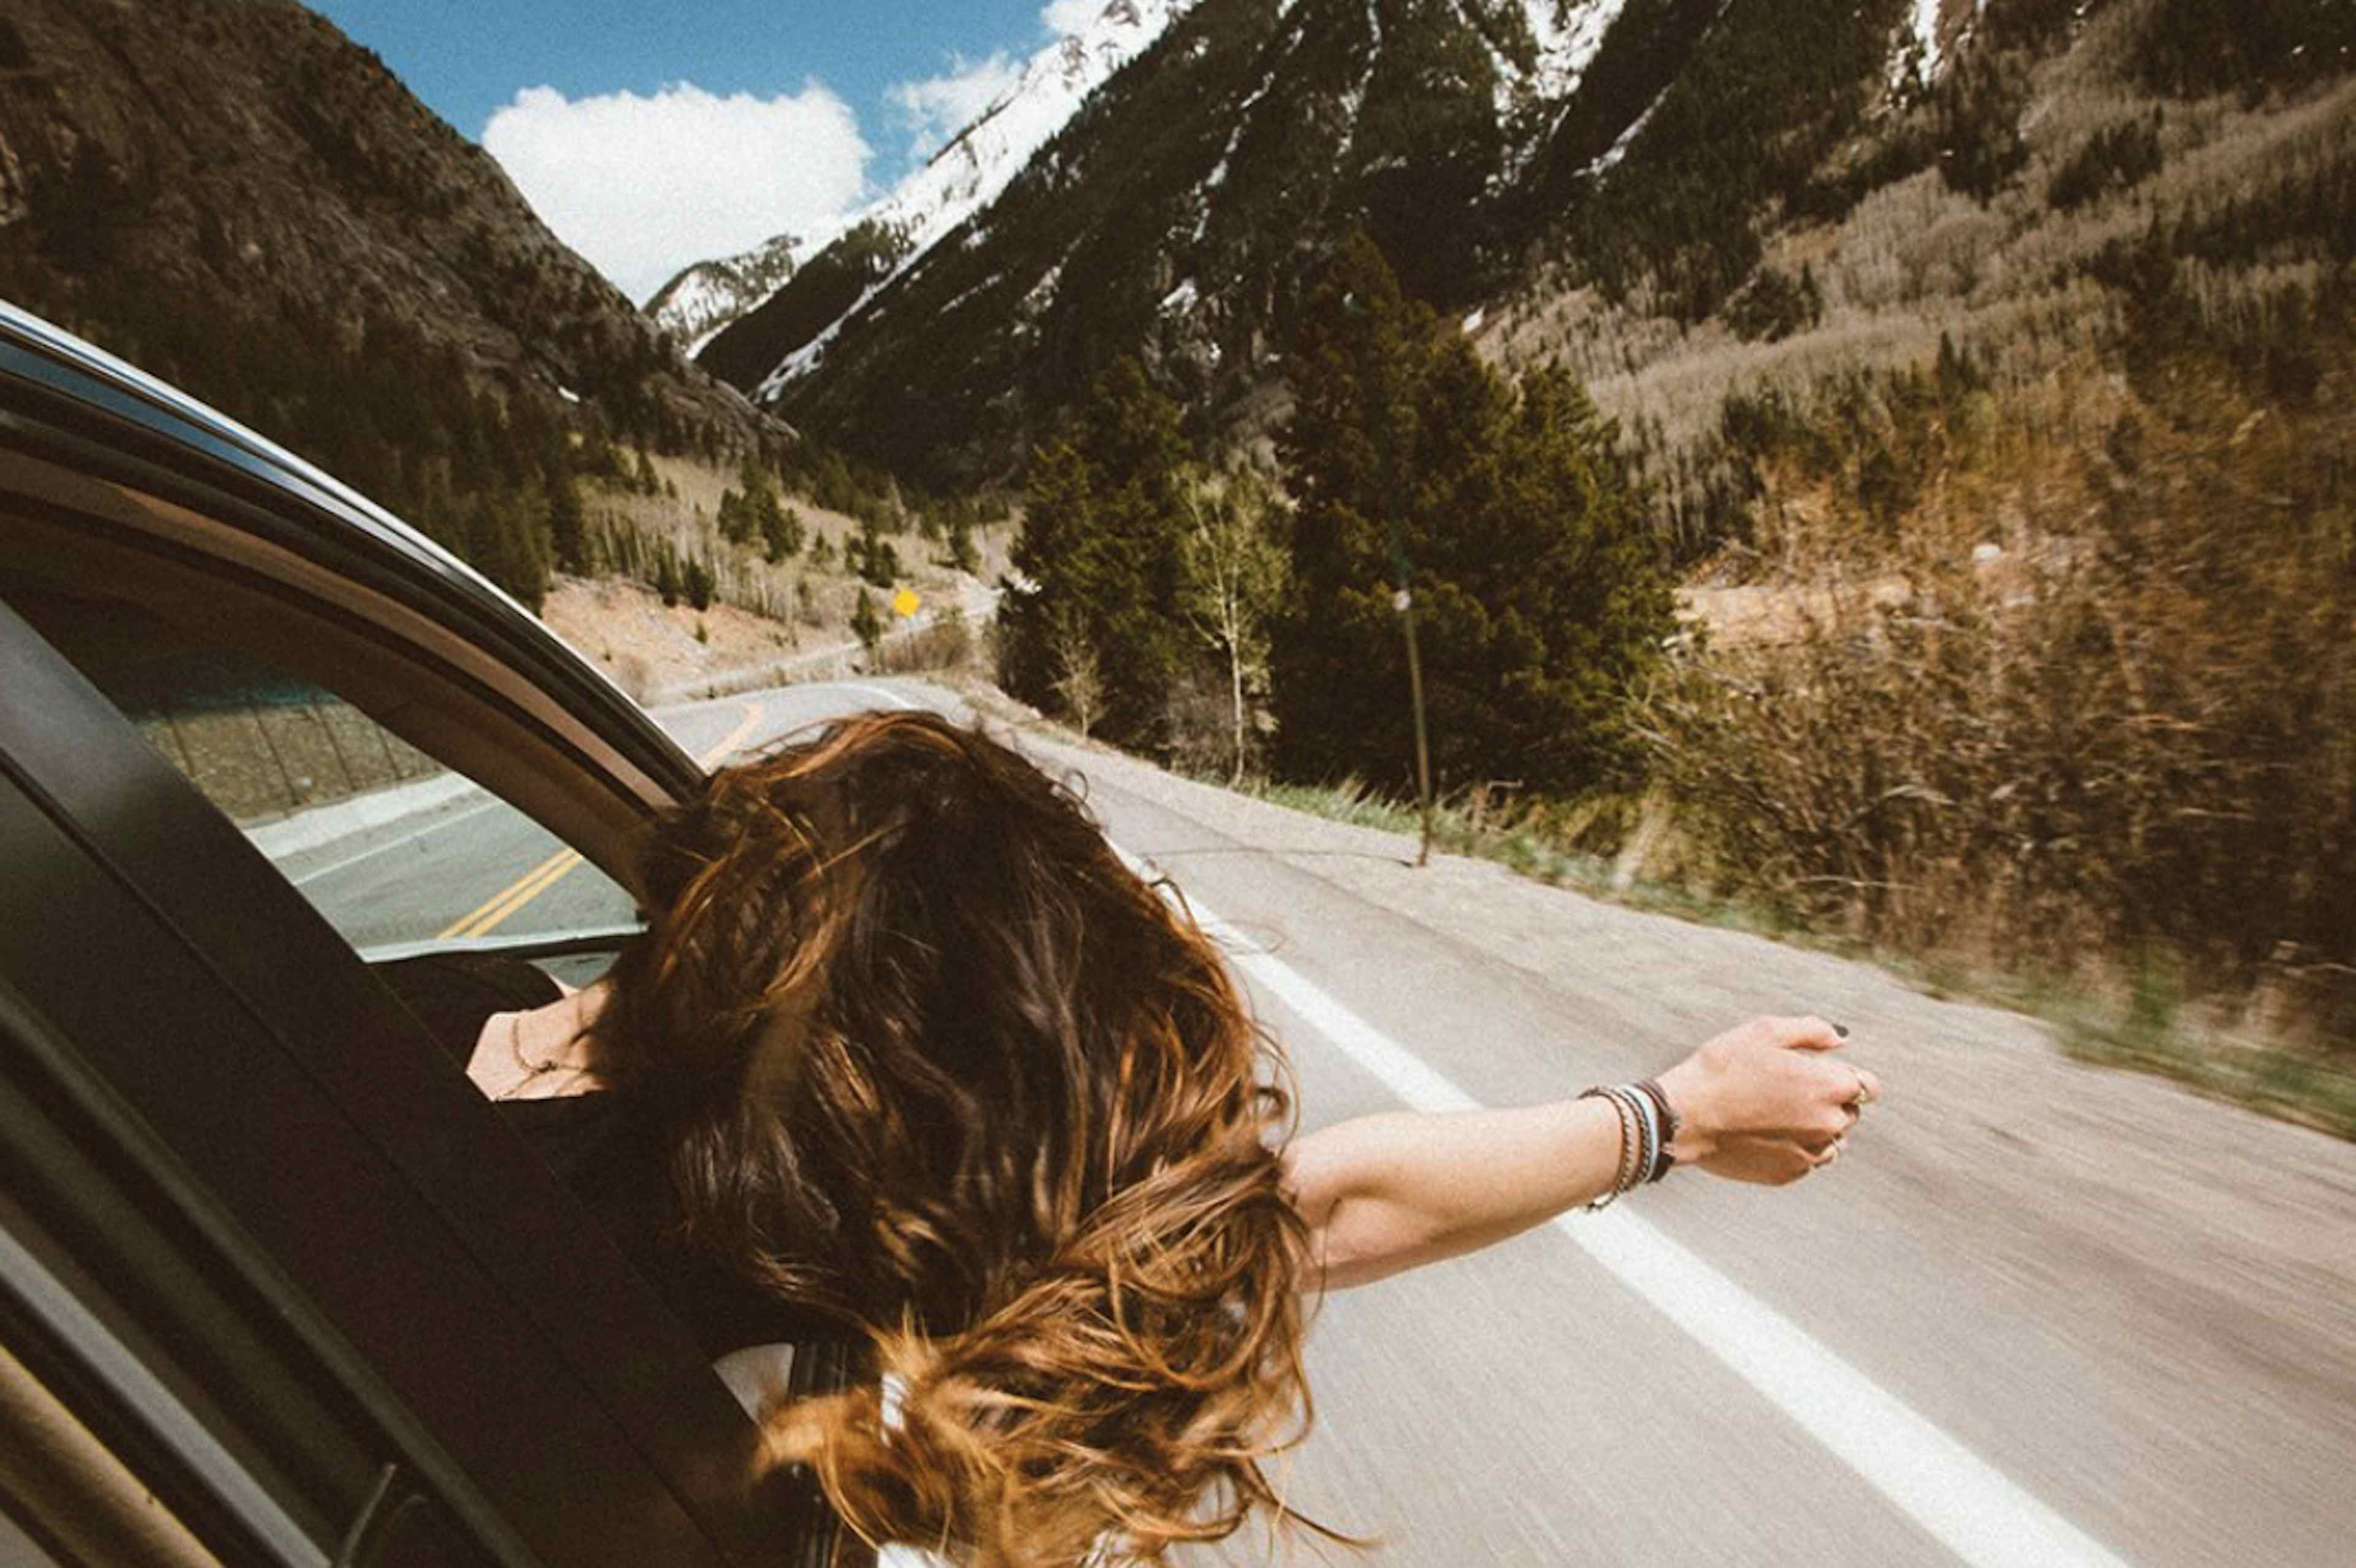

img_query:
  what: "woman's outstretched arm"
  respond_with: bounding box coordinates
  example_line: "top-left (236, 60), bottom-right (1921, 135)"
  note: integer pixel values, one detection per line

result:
top-left (1280, 1015), bottom-right (1881, 1290)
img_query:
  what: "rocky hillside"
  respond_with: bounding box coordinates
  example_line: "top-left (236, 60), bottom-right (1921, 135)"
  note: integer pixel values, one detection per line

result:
top-left (0, 0), bottom-right (774, 474)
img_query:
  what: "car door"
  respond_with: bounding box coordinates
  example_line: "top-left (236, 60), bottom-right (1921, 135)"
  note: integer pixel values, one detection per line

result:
top-left (0, 307), bottom-right (857, 1566)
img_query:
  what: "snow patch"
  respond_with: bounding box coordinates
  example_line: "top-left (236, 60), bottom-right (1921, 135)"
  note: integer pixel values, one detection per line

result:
top-left (1160, 279), bottom-right (1199, 315)
top-left (1023, 263), bottom-right (1066, 316)
top-left (1893, 0), bottom-right (1947, 91)
top-left (1522, 0), bottom-right (1630, 99)
top-left (1592, 91), bottom-right (1662, 174)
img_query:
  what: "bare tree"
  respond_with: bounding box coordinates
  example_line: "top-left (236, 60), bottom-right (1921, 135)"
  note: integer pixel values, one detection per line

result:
top-left (1047, 605), bottom-right (1105, 741)
top-left (1177, 465), bottom-right (1290, 783)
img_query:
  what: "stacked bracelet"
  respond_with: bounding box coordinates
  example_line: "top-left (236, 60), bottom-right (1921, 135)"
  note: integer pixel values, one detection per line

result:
top-left (1579, 1083), bottom-right (1668, 1210)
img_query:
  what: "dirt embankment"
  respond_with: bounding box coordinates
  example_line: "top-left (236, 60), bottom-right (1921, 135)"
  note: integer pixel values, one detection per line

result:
top-left (538, 574), bottom-right (818, 703)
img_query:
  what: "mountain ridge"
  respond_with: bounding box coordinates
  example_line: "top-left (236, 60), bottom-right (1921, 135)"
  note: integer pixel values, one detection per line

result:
top-left (647, 231), bottom-right (806, 353)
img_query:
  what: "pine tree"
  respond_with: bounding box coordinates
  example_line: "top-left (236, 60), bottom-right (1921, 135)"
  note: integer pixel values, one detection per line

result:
top-left (999, 358), bottom-right (1193, 744)
top-left (763, 502), bottom-right (806, 564)
top-left (1001, 437), bottom-right (1099, 709)
top-left (546, 465), bottom-right (588, 573)
top-left (683, 551), bottom-right (716, 612)
top-left (1272, 234), bottom-right (1437, 787)
top-left (947, 514), bottom-right (980, 574)
top-left (855, 514), bottom-right (900, 586)
top-left (851, 587), bottom-right (884, 653)
top-left (1274, 236), bottom-right (1673, 794)
top-left (717, 488), bottom-right (751, 547)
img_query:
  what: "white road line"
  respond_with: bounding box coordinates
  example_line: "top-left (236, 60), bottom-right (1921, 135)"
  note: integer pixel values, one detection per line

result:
top-left (1114, 845), bottom-right (2135, 1568)
top-left (289, 797), bottom-right (501, 886)
top-left (294, 701), bottom-right (770, 888)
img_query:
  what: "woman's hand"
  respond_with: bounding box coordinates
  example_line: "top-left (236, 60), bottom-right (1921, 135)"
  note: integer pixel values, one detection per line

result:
top-left (1655, 1015), bottom-right (1881, 1185)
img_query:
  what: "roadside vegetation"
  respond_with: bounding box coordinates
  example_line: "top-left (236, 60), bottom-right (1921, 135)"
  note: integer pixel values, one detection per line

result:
top-left (20, 0), bottom-right (2350, 1131)
top-left (996, 6), bottom-right (2356, 1136)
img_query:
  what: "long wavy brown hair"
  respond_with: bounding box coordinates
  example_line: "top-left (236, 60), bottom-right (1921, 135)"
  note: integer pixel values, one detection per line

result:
top-left (589, 710), bottom-right (1317, 1566)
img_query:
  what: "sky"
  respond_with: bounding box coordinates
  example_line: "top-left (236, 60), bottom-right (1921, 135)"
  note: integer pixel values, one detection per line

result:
top-left (310, 0), bottom-right (1112, 302)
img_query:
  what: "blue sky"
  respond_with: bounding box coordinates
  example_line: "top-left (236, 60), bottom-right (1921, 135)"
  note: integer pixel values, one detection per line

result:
top-left (310, 0), bottom-right (1106, 300)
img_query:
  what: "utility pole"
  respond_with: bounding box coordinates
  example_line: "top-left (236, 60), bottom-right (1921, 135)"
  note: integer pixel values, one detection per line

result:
top-left (1388, 528), bottom-right (1435, 869)
top-left (1347, 273), bottom-right (1436, 867)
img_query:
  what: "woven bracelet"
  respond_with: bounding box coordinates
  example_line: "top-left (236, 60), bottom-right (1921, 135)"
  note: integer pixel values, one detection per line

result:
top-left (1579, 1085), bottom-right (1644, 1211)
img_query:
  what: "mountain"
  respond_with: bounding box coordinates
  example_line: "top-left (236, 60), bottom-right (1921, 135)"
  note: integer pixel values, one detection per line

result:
top-left (0, 0), bottom-right (774, 471)
top-left (646, 232), bottom-right (806, 352)
top-left (695, 0), bottom-right (1201, 399)
top-left (696, 0), bottom-right (2353, 496)
top-left (686, 0), bottom-right (1195, 373)
top-left (697, 0), bottom-right (1730, 485)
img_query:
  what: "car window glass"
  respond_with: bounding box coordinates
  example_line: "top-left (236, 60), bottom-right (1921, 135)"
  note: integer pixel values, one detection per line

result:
top-left (0, 580), bottom-right (639, 967)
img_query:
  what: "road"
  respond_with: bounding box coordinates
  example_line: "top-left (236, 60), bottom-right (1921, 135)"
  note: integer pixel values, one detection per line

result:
top-left (281, 678), bottom-right (2356, 1567)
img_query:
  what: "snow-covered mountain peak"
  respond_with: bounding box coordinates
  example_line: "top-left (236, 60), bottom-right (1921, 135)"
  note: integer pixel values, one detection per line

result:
top-left (736, 0), bottom-right (1193, 396)
top-left (671, 0), bottom-right (1191, 356)
top-left (885, 0), bottom-right (1192, 262)
top-left (646, 231), bottom-right (806, 351)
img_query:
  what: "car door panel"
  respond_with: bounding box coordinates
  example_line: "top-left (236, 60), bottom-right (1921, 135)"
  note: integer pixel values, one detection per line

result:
top-left (0, 602), bottom-right (768, 1564)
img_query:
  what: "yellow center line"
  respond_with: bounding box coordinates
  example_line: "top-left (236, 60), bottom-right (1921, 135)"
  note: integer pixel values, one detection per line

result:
top-left (698, 701), bottom-right (766, 769)
top-left (436, 699), bottom-right (769, 942)
top-left (439, 846), bottom-right (575, 939)
top-left (460, 850), bottom-right (584, 939)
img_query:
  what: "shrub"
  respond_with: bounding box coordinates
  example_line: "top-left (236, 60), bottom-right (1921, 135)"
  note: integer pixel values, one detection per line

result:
top-left (1641, 355), bottom-right (2356, 1031)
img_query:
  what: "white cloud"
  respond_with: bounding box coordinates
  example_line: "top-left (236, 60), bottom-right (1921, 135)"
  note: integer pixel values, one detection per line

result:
top-left (482, 82), bottom-right (871, 304)
top-left (888, 53), bottom-right (1023, 162)
top-left (1042, 0), bottom-right (1104, 37)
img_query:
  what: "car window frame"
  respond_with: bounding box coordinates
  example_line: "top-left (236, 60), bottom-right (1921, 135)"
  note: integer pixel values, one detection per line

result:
top-left (0, 306), bottom-right (701, 900)
top-left (0, 310), bottom-right (850, 1566)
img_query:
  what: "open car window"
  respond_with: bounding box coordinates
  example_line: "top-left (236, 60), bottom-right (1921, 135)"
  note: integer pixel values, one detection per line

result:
top-left (0, 576), bottom-right (639, 980)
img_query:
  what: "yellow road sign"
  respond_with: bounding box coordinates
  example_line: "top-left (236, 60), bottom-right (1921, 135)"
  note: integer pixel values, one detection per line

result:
top-left (891, 587), bottom-right (921, 619)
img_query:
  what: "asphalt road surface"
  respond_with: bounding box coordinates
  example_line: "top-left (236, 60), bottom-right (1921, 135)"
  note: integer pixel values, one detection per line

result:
top-left (277, 679), bottom-right (2356, 1567)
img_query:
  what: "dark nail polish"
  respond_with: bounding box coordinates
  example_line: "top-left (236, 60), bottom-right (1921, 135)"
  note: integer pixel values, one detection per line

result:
top-left (1834, 1023), bottom-right (1851, 1039)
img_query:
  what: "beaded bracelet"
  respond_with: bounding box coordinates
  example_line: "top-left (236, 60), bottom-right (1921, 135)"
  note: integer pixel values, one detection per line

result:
top-left (1579, 1086), bottom-right (1637, 1210)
